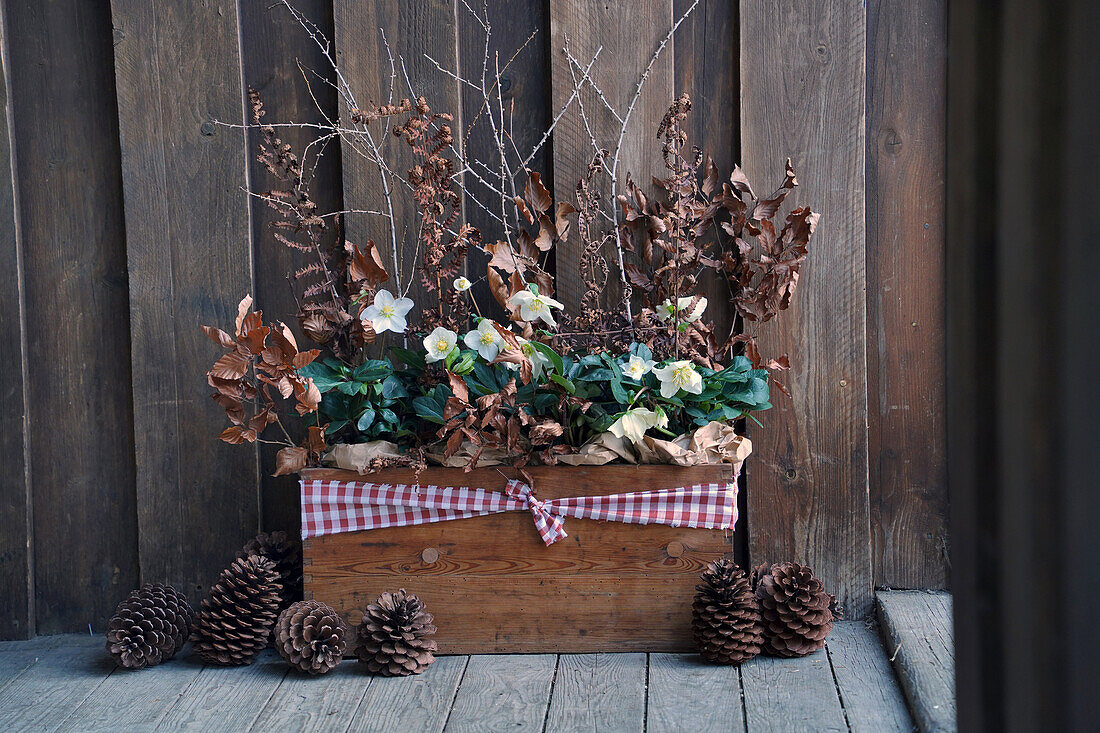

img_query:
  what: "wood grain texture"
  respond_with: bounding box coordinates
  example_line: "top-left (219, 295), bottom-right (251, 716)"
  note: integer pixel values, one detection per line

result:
top-left (249, 662), bottom-right (373, 732)
top-left (111, 0), bottom-right (257, 602)
top-left (157, 649), bottom-right (288, 730)
top-left (457, 0), bottom-right (553, 319)
top-left (877, 591), bottom-right (954, 732)
top-left (0, 7), bottom-right (30, 641)
top-left (238, 0), bottom-right (345, 538)
top-left (739, 0), bottom-right (873, 617)
top-left (4, 0), bottom-right (139, 634)
top-left (445, 654), bottom-right (555, 732)
top-left (741, 651), bottom-right (847, 733)
top-left (347, 655), bottom-right (467, 733)
top-left (0, 635), bottom-right (112, 730)
top-left (866, 0), bottom-right (948, 590)
top-left (647, 653), bottom-right (745, 733)
top-left (303, 465), bottom-right (735, 653)
top-left (57, 660), bottom-right (205, 732)
top-left (544, 653), bottom-right (647, 731)
top-left (333, 0), bottom-right (462, 308)
top-left (548, 0), bottom-right (674, 310)
top-left (827, 622), bottom-right (913, 733)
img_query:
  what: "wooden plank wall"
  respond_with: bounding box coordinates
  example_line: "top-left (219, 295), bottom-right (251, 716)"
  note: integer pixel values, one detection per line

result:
top-left (0, 0), bottom-right (947, 636)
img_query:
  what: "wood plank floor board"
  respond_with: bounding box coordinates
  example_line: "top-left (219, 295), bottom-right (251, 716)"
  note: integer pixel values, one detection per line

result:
top-left (827, 622), bottom-right (914, 732)
top-left (544, 653), bottom-right (647, 732)
top-left (741, 651), bottom-right (848, 733)
top-left (57, 659), bottom-right (205, 732)
top-left (877, 591), bottom-right (955, 732)
top-left (249, 662), bottom-right (372, 732)
top-left (444, 654), bottom-right (556, 732)
top-left (0, 635), bottom-right (65, 692)
top-left (154, 650), bottom-right (288, 731)
top-left (0, 635), bottom-right (113, 731)
top-left (346, 655), bottom-right (467, 733)
top-left (647, 653), bottom-right (745, 733)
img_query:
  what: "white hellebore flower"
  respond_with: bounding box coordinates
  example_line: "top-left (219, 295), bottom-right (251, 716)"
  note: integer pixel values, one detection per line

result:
top-left (608, 408), bottom-right (668, 444)
top-left (362, 289), bottom-right (414, 334)
top-left (622, 354), bottom-right (656, 381)
top-left (653, 360), bottom-right (704, 398)
top-left (656, 296), bottom-right (708, 323)
top-left (518, 338), bottom-right (554, 380)
top-left (463, 319), bottom-right (505, 361)
top-left (507, 287), bottom-right (565, 327)
top-left (453, 276), bottom-right (472, 292)
top-left (422, 326), bottom-right (458, 364)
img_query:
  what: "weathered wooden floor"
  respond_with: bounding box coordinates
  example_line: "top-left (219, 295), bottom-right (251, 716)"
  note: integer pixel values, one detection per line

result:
top-left (0, 621), bottom-right (917, 732)
top-left (878, 591), bottom-right (955, 732)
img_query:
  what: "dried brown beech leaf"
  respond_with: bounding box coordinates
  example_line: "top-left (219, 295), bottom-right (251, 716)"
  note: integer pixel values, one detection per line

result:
top-left (202, 326), bottom-right (236, 350)
top-left (525, 170), bottom-right (552, 214)
top-left (294, 378), bottom-right (321, 415)
top-left (273, 446), bottom-right (309, 477)
top-left (234, 295), bottom-right (254, 334)
top-left (555, 201), bottom-right (576, 242)
top-left (486, 266), bottom-right (510, 310)
top-left (514, 196), bottom-right (534, 225)
top-left (211, 351), bottom-right (250, 381)
top-left (219, 425), bottom-right (257, 444)
top-left (446, 371), bottom-right (469, 404)
top-left (347, 240), bottom-right (389, 287)
top-left (305, 425), bottom-right (327, 454)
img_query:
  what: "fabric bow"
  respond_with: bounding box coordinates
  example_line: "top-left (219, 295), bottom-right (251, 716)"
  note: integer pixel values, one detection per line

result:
top-left (504, 479), bottom-right (568, 545)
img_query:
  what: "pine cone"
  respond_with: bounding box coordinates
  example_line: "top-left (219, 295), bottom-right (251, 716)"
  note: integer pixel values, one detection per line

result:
top-left (275, 600), bottom-right (347, 675)
top-left (357, 589), bottom-right (437, 676)
top-left (237, 531), bottom-right (302, 610)
top-left (191, 554), bottom-right (282, 665)
top-left (105, 583), bottom-right (193, 669)
top-left (752, 562), bottom-right (841, 657)
top-left (691, 559), bottom-right (764, 665)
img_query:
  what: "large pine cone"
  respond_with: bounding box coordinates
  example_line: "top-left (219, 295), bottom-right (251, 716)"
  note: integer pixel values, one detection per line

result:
top-left (357, 589), bottom-right (437, 676)
top-left (753, 562), bottom-right (841, 657)
top-left (191, 554), bottom-right (282, 665)
top-left (692, 559), bottom-right (764, 665)
top-left (275, 600), bottom-right (347, 675)
top-left (105, 583), bottom-right (193, 669)
top-left (236, 531), bottom-right (302, 610)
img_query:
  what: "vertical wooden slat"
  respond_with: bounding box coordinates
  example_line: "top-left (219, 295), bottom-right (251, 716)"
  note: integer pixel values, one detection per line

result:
top-left (332, 0), bottom-right (462, 309)
top-left (3, 0), bottom-right (139, 633)
top-left (548, 0), bottom-right (675, 311)
top-left (111, 0), bottom-right (256, 600)
top-left (457, 0), bottom-right (553, 316)
top-left (866, 0), bottom-right (948, 590)
top-left (740, 0), bottom-right (873, 616)
top-left (238, 0), bottom-right (345, 536)
top-left (0, 5), bottom-right (30, 640)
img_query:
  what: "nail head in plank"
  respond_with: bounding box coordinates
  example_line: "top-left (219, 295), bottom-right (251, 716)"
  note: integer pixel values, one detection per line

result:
top-left (877, 591), bottom-right (955, 732)
top-left (826, 621), bottom-right (913, 732)
top-left (647, 653), bottom-right (745, 733)
top-left (444, 654), bottom-right (556, 732)
top-left (346, 655), bottom-right (467, 733)
top-left (741, 651), bottom-right (847, 732)
top-left (544, 653), bottom-right (647, 732)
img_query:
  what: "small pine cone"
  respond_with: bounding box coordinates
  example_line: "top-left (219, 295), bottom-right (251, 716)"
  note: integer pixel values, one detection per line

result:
top-left (357, 589), bottom-right (437, 676)
top-left (692, 559), bottom-right (764, 665)
top-left (236, 531), bottom-right (302, 610)
top-left (191, 555), bottom-right (282, 666)
top-left (105, 583), bottom-right (193, 669)
top-left (275, 600), bottom-right (347, 675)
top-left (752, 562), bottom-right (840, 658)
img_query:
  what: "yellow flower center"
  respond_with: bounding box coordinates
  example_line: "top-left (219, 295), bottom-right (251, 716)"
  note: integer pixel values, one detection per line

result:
top-left (672, 365), bottom-right (693, 385)
top-left (434, 340), bottom-right (449, 353)
top-left (480, 332), bottom-right (496, 345)
top-left (380, 305), bottom-right (395, 317)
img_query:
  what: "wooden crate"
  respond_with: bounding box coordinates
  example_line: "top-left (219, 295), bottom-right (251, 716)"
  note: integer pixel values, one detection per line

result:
top-left (301, 464), bottom-right (737, 654)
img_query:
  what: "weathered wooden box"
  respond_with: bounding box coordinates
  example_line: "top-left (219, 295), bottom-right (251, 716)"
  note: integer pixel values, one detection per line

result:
top-left (301, 464), bottom-right (737, 654)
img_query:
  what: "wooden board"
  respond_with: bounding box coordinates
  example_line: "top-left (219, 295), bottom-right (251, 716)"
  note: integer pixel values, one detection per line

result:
top-left (548, 0), bottom-right (675, 310)
top-left (4, 0), bottom-right (139, 634)
top-left (445, 655), bottom-right (554, 732)
top-left (58, 659), bottom-right (205, 732)
top-left (250, 662), bottom-right (375, 732)
top-left (332, 0), bottom-right (462, 307)
top-left (866, 0), bottom-right (948, 590)
top-left (827, 622), bottom-right (913, 732)
top-left (303, 465), bottom-right (736, 653)
top-left (0, 6), bottom-right (30, 641)
top-left (741, 651), bottom-right (847, 733)
top-left (647, 653), bottom-right (745, 733)
top-left (111, 0), bottom-right (258, 601)
top-left (156, 650), bottom-right (288, 731)
top-left (0, 636), bottom-right (111, 730)
top-left (877, 591), bottom-right (955, 732)
top-left (739, 0), bottom-right (873, 618)
top-left (238, 0), bottom-right (346, 537)
top-left (349, 655), bottom-right (467, 733)
top-left (544, 653), bottom-right (647, 731)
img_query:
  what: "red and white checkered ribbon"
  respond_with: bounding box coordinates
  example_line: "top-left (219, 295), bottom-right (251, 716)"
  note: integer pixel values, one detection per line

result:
top-left (300, 477), bottom-right (738, 545)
